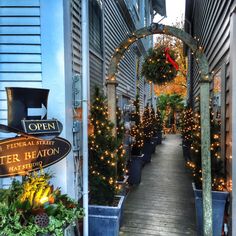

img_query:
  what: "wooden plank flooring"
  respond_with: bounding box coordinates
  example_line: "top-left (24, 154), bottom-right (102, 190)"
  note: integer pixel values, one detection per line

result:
top-left (120, 134), bottom-right (197, 236)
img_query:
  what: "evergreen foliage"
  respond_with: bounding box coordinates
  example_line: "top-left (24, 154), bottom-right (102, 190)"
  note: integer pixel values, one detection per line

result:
top-left (181, 107), bottom-right (194, 147)
top-left (189, 107), bottom-right (225, 191)
top-left (150, 106), bottom-right (163, 136)
top-left (142, 104), bottom-right (153, 142)
top-left (89, 87), bottom-right (118, 205)
top-left (130, 95), bottom-right (144, 156)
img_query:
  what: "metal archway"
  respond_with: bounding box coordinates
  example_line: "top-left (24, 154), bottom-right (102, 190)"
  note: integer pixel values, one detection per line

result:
top-left (106, 23), bottom-right (212, 236)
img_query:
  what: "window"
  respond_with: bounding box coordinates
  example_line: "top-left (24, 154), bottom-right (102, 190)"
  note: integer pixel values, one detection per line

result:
top-left (89, 0), bottom-right (103, 55)
top-left (212, 70), bottom-right (221, 120)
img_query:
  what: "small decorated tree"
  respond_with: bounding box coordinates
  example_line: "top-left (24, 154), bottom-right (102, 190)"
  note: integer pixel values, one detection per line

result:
top-left (89, 87), bottom-right (118, 205)
top-left (142, 104), bottom-right (153, 143)
top-left (141, 46), bottom-right (178, 85)
top-left (181, 107), bottom-right (194, 147)
top-left (181, 107), bottom-right (194, 162)
top-left (150, 106), bottom-right (163, 137)
top-left (190, 108), bottom-right (226, 191)
top-left (130, 95), bottom-right (144, 156)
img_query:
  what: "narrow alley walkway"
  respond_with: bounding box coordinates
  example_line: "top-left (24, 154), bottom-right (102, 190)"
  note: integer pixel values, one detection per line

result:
top-left (120, 134), bottom-right (197, 236)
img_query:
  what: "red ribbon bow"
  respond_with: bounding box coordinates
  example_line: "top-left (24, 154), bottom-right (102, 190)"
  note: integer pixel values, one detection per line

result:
top-left (164, 48), bottom-right (179, 71)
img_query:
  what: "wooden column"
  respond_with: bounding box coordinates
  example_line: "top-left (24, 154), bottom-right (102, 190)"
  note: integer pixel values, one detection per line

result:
top-left (200, 80), bottom-right (212, 236)
top-left (106, 80), bottom-right (118, 136)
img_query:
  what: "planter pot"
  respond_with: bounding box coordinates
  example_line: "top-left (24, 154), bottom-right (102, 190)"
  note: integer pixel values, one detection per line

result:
top-left (156, 131), bottom-right (162, 144)
top-left (192, 183), bottom-right (229, 236)
top-left (182, 143), bottom-right (191, 162)
top-left (116, 195), bottom-right (126, 228)
top-left (143, 141), bottom-right (154, 164)
top-left (89, 195), bottom-right (125, 236)
top-left (128, 154), bottom-right (144, 185)
top-left (151, 136), bottom-right (159, 146)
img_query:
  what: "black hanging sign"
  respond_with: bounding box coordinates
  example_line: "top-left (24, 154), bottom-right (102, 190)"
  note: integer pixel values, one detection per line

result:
top-left (22, 120), bottom-right (61, 135)
top-left (0, 136), bottom-right (71, 177)
top-left (6, 87), bottom-right (49, 131)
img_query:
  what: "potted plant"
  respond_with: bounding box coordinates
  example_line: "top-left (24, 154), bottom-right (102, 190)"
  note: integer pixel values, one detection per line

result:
top-left (142, 104), bottom-right (155, 163)
top-left (0, 170), bottom-right (84, 236)
top-left (190, 109), bottom-right (228, 236)
top-left (128, 95), bottom-right (144, 185)
top-left (150, 106), bottom-right (163, 146)
top-left (88, 87), bottom-right (125, 236)
top-left (181, 107), bottom-right (194, 162)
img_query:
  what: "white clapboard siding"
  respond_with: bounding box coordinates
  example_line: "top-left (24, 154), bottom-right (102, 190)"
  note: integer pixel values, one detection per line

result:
top-left (71, 0), bottom-right (82, 74)
top-left (0, 0), bottom-right (42, 140)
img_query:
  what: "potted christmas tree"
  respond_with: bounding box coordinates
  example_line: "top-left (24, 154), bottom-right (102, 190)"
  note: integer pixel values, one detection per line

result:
top-left (190, 108), bottom-right (228, 236)
top-left (181, 107), bottom-right (194, 162)
top-left (142, 104), bottom-right (155, 163)
top-left (128, 95), bottom-right (144, 185)
top-left (155, 108), bottom-right (163, 144)
top-left (150, 106), bottom-right (163, 146)
top-left (88, 87), bottom-right (125, 236)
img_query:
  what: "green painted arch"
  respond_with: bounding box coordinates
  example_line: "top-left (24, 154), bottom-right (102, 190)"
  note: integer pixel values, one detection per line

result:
top-left (107, 23), bottom-right (209, 82)
top-left (106, 23), bottom-right (212, 236)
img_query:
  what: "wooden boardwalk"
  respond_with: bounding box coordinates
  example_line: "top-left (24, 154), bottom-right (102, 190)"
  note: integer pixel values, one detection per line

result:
top-left (120, 134), bottom-right (197, 236)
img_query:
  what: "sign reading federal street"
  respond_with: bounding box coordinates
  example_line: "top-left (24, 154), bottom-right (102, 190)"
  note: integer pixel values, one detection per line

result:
top-left (22, 120), bottom-right (61, 135)
top-left (0, 136), bottom-right (71, 177)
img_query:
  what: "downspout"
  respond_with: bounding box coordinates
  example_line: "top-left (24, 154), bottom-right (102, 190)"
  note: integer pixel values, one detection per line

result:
top-left (82, 1), bottom-right (89, 235)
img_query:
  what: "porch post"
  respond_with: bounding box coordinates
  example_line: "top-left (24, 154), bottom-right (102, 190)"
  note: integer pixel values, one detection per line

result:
top-left (106, 80), bottom-right (118, 136)
top-left (200, 80), bottom-right (212, 236)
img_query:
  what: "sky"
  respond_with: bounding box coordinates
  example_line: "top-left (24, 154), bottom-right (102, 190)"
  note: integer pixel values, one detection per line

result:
top-left (154, 0), bottom-right (185, 25)
top-left (153, 0), bottom-right (185, 43)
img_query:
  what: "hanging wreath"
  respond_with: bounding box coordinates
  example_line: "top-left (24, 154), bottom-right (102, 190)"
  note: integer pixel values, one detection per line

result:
top-left (141, 46), bottom-right (179, 85)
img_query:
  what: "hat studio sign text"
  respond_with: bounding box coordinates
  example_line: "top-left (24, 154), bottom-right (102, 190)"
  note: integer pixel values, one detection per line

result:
top-left (0, 136), bottom-right (71, 177)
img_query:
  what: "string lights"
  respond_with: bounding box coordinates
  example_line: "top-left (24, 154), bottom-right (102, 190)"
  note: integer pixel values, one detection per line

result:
top-left (183, 102), bottom-right (226, 191)
top-left (89, 87), bottom-right (124, 205)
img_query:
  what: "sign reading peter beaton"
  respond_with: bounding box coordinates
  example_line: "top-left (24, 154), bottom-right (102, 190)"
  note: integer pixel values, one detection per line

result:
top-left (0, 136), bottom-right (71, 177)
top-left (0, 87), bottom-right (72, 177)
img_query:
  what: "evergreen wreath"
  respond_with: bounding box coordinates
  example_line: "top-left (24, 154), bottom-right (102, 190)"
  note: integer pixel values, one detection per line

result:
top-left (141, 45), bottom-right (178, 85)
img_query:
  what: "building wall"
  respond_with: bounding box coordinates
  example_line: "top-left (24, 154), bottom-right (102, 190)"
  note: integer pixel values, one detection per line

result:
top-left (104, 1), bottom-right (136, 105)
top-left (0, 0), bottom-right (42, 134)
top-left (0, 0), bottom-right (76, 197)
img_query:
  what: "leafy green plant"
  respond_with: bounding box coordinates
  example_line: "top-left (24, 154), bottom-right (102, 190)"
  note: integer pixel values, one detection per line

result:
top-left (0, 172), bottom-right (83, 236)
